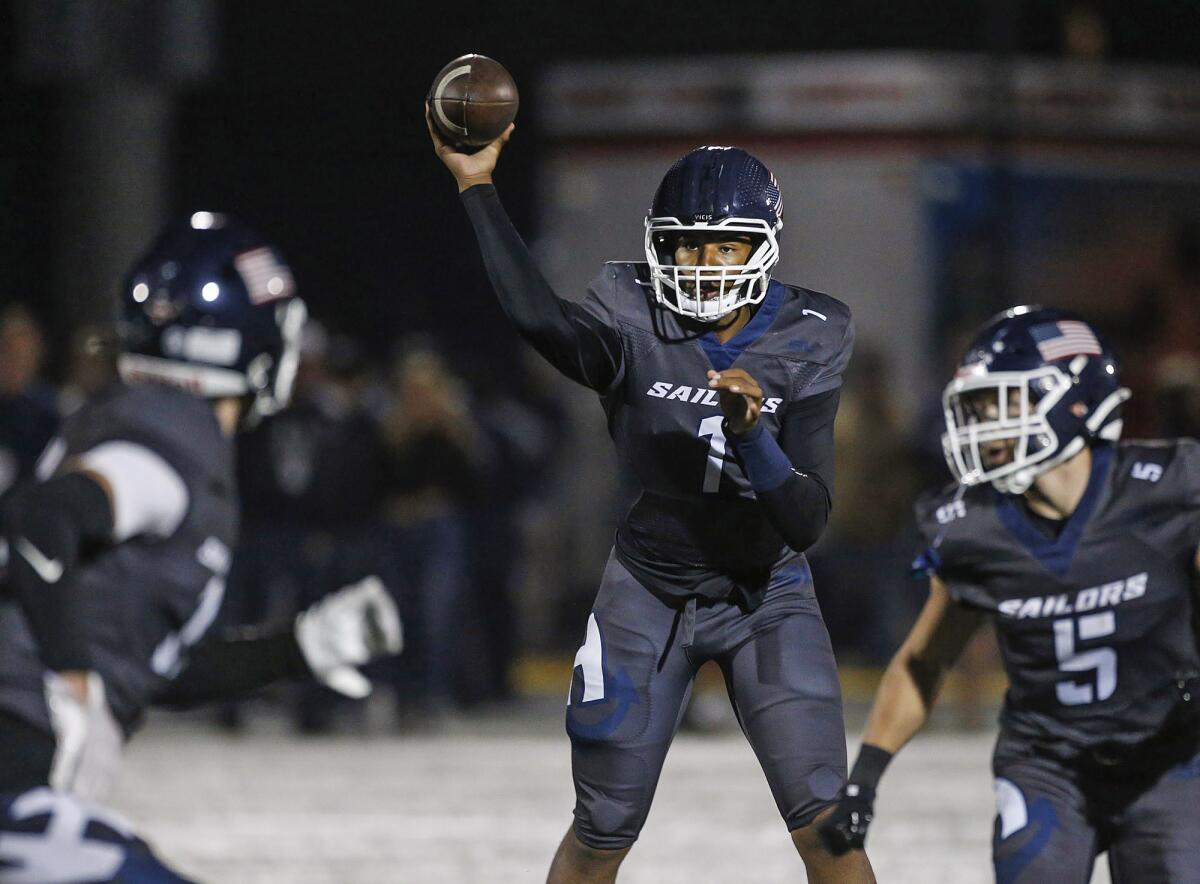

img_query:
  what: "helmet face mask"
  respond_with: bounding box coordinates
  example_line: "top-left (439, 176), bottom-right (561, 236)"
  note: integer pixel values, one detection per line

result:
top-left (643, 147), bottom-right (783, 323)
top-left (645, 218), bottom-right (778, 322)
top-left (940, 306), bottom-right (1131, 495)
top-left (942, 366), bottom-right (1074, 494)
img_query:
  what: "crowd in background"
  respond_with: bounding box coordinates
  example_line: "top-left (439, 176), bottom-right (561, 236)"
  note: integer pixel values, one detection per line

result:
top-left (224, 323), bottom-right (567, 729)
top-left (0, 213), bottom-right (1197, 729)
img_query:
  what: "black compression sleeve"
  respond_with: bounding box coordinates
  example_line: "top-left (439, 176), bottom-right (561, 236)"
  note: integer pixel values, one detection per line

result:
top-left (778, 387), bottom-right (839, 500)
top-left (4, 473), bottom-right (114, 671)
top-left (154, 625), bottom-right (312, 709)
top-left (460, 184), bottom-right (623, 390)
top-left (753, 471), bottom-right (832, 553)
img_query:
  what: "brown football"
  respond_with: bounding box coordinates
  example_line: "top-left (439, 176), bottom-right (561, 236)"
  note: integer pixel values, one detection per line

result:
top-left (428, 54), bottom-right (519, 150)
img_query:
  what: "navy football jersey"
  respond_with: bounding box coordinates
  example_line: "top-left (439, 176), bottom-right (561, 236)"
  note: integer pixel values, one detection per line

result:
top-left (0, 384), bottom-right (237, 735)
top-left (915, 440), bottom-right (1200, 751)
top-left (582, 262), bottom-right (852, 599)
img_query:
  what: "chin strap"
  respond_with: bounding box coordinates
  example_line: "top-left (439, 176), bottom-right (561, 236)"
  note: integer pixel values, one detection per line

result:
top-left (996, 435), bottom-right (1087, 495)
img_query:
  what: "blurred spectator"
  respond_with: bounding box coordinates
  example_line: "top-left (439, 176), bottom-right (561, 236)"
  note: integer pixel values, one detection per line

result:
top-left (375, 342), bottom-right (487, 718)
top-left (810, 346), bottom-right (922, 662)
top-left (0, 305), bottom-right (57, 496)
top-left (57, 324), bottom-right (121, 417)
top-left (1061, 4), bottom-right (1108, 62)
top-left (1119, 218), bottom-right (1200, 438)
top-left (223, 322), bottom-right (389, 732)
top-left (458, 351), bottom-right (565, 704)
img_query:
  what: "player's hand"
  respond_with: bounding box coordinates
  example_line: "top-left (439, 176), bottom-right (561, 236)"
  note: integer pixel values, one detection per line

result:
top-left (44, 670), bottom-right (124, 802)
top-left (425, 103), bottom-right (514, 193)
top-left (294, 575), bottom-right (404, 699)
top-left (818, 783), bottom-right (877, 856)
top-left (707, 368), bottom-right (763, 434)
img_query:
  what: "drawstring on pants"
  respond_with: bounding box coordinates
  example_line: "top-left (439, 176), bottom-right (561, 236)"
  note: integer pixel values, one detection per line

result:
top-left (657, 597), bottom-right (697, 672)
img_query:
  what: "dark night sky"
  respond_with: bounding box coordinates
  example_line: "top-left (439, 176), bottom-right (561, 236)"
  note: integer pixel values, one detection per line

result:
top-left (2, 0), bottom-right (1198, 377)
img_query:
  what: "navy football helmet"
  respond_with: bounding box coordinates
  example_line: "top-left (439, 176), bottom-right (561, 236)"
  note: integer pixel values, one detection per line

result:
top-left (118, 212), bottom-right (307, 422)
top-left (644, 146), bottom-right (783, 322)
top-left (942, 306), bottom-right (1130, 494)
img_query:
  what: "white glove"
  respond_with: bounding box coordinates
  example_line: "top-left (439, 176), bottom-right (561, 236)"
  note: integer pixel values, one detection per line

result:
top-left (44, 671), bottom-right (124, 803)
top-left (294, 575), bottom-right (403, 699)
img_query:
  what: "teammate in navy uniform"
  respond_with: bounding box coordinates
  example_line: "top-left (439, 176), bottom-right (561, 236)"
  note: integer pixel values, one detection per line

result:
top-left (429, 117), bottom-right (874, 882)
top-left (0, 214), bottom-right (402, 883)
top-left (821, 306), bottom-right (1200, 882)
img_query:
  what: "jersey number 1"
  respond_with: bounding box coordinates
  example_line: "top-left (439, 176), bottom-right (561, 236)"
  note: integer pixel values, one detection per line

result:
top-left (697, 415), bottom-right (728, 493)
top-left (1053, 612), bottom-right (1116, 706)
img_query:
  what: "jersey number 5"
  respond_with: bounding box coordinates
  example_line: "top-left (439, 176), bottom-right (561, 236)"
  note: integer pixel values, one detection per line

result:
top-left (1053, 612), bottom-right (1117, 705)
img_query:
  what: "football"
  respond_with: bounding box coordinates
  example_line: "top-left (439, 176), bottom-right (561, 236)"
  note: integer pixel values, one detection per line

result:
top-left (427, 54), bottom-right (519, 150)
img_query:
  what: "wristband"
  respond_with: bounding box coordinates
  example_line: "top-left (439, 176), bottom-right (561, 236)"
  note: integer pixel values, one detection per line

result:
top-left (727, 419), bottom-right (794, 493)
top-left (848, 743), bottom-right (894, 791)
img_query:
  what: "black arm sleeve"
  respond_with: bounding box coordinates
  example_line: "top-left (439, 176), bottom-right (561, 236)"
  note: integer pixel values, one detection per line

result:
top-left (154, 625), bottom-right (312, 710)
top-left (3, 473), bottom-right (115, 671)
top-left (728, 388), bottom-right (840, 553)
top-left (778, 387), bottom-right (839, 501)
top-left (460, 184), bottom-right (623, 391)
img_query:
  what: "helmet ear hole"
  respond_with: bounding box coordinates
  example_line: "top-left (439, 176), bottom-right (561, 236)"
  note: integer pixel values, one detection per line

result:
top-left (1070, 402), bottom-right (1088, 418)
top-left (652, 233), bottom-right (676, 263)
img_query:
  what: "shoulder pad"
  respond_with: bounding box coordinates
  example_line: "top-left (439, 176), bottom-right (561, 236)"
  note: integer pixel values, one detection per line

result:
top-left (63, 385), bottom-right (231, 490)
top-left (1110, 437), bottom-right (1200, 497)
top-left (761, 284), bottom-right (852, 365)
top-left (913, 480), bottom-right (996, 543)
top-left (583, 262), bottom-right (655, 328)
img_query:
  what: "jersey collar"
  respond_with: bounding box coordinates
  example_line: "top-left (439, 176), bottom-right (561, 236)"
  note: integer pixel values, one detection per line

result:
top-left (994, 444), bottom-right (1115, 578)
top-left (696, 280), bottom-right (786, 372)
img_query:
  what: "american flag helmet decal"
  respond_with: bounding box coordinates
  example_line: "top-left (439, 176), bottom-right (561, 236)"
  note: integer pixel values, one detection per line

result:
top-left (1029, 320), bottom-right (1102, 362)
top-left (235, 247), bottom-right (295, 305)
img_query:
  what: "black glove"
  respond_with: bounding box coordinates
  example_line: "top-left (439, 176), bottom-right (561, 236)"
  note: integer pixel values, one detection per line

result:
top-left (819, 743), bottom-right (892, 855)
top-left (819, 782), bottom-right (876, 855)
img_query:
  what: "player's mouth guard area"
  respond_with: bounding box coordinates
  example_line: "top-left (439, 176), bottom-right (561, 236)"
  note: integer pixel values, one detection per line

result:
top-left (941, 366), bottom-right (1128, 494)
top-left (644, 217), bottom-right (779, 322)
top-left (118, 354), bottom-right (252, 398)
top-left (941, 367), bottom-right (1068, 494)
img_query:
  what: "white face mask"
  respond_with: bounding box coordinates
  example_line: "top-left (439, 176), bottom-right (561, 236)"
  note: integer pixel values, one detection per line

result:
top-left (941, 366), bottom-right (1072, 494)
top-left (643, 218), bottom-right (780, 322)
top-left (941, 363), bottom-right (1130, 494)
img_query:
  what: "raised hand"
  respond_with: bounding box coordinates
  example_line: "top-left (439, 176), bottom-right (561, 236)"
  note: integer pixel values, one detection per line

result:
top-left (425, 103), bottom-right (514, 193)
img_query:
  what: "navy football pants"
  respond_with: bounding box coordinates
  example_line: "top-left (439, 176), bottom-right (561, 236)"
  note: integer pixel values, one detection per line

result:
top-left (993, 736), bottom-right (1200, 884)
top-left (565, 553), bottom-right (848, 850)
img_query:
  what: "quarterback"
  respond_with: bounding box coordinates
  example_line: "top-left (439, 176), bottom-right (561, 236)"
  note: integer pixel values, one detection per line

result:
top-left (430, 115), bottom-right (874, 882)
